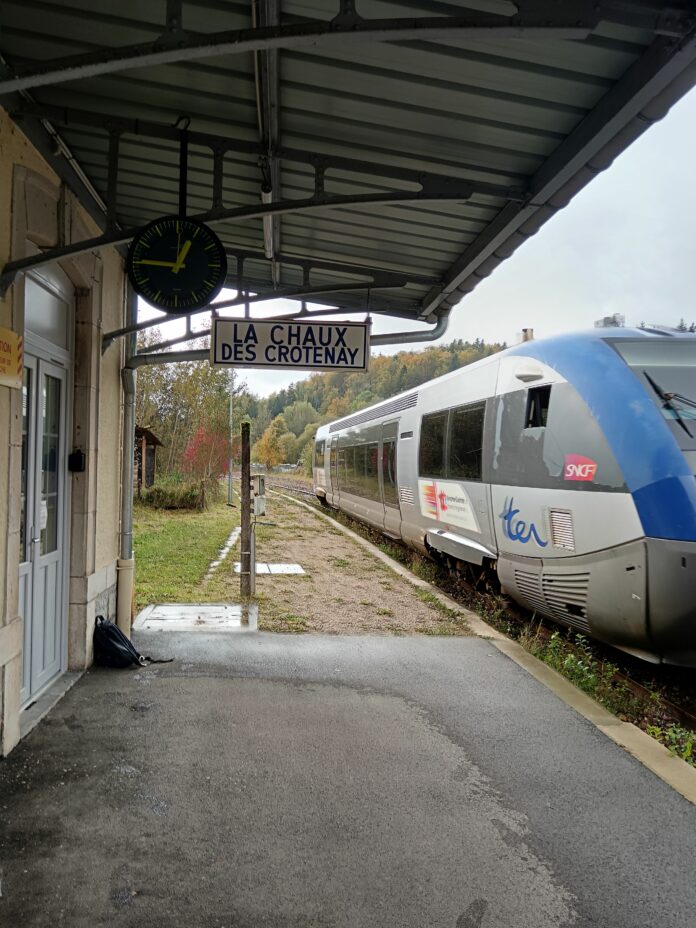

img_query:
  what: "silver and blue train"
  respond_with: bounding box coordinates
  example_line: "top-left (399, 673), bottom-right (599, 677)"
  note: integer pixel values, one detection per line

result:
top-left (313, 329), bottom-right (696, 666)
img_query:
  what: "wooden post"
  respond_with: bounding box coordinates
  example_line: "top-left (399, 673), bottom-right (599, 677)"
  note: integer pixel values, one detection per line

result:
top-left (227, 372), bottom-right (234, 506)
top-left (240, 421), bottom-right (251, 597)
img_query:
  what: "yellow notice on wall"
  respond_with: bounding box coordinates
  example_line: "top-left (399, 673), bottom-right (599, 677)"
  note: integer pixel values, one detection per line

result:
top-left (0, 327), bottom-right (23, 389)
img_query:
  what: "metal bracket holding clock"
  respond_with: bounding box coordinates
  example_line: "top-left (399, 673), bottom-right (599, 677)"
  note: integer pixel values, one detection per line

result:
top-left (126, 117), bottom-right (228, 314)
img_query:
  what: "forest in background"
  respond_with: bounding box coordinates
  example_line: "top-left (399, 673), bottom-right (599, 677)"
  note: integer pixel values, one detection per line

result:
top-left (135, 334), bottom-right (507, 480)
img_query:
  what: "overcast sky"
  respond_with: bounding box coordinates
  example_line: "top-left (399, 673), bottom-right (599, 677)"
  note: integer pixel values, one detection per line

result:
top-left (140, 85), bottom-right (696, 398)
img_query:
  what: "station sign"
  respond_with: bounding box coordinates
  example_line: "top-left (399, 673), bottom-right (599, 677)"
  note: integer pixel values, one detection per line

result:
top-left (211, 318), bottom-right (370, 371)
top-left (0, 326), bottom-right (22, 389)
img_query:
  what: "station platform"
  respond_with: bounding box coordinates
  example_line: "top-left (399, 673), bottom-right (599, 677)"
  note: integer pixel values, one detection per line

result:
top-left (1, 628), bottom-right (695, 928)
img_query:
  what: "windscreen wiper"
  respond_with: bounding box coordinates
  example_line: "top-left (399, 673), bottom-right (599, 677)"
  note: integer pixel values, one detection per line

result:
top-left (666, 391), bottom-right (696, 410)
top-left (643, 371), bottom-right (693, 438)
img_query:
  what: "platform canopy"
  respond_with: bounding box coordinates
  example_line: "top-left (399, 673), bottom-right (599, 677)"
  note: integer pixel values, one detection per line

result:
top-left (1, 1), bottom-right (696, 337)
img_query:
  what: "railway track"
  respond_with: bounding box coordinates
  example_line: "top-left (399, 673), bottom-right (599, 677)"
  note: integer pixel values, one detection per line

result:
top-left (265, 478), bottom-right (317, 498)
top-left (267, 478), bottom-right (696, 737)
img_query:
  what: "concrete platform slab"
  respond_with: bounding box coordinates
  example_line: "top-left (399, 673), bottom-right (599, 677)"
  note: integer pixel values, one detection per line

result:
top-left (1, 633), bottom-right (695, 928)
top-left (233, 561), bottom-right (305, 574)
top-left (133, 603), bottom-right (258, 632)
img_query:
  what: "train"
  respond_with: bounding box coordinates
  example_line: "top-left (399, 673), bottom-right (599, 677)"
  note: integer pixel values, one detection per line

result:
top-left (312, 328), bottom-right (696, 666)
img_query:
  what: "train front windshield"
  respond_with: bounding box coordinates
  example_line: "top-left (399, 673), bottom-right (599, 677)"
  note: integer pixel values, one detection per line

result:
top-left (613, 340), bottom-right (696, 449)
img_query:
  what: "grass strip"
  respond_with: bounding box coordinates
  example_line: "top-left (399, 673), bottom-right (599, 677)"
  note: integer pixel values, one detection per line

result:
top-left (133, 497), bottom-right (239, 611)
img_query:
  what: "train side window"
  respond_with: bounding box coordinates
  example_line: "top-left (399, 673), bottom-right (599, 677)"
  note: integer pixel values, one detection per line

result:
top-left (341, 446), bottom-right (352, 491)
top-left (353, 444), bottom-right (366, 494)
top-left (314, 440), bottom-right (325, 468)
top-left (448, 403), bottom-right (485, 481)
top-left (382, 439), bottom-right (398, 506)
top-left (365, 443), bottom-right (380, 499)
top-left (525, 385), bottom-right (551, 429)
top-left (419, 411), bottom-right (447, 477)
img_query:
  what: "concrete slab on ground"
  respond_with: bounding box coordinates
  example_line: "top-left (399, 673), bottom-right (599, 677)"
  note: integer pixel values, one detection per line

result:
top-left (233, 562), bottom-right (305, 574)
top-left (133, 603), bottom-right (258, 632)
top-left (1, 632), bottom-right (695, 927)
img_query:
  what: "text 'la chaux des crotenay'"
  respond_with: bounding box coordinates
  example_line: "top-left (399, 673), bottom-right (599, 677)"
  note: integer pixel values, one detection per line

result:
top-left (211, 319), bottom-right (370, 371)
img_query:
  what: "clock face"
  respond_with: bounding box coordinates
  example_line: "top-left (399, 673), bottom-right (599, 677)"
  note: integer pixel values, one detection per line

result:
top-left (126, 216), bottom-right (227, 313)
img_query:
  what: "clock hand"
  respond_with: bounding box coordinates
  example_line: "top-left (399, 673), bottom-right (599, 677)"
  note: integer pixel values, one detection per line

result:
top-left (172, 240), bottom-right (192, 274)
top-left (136, 259), bottom-right (183, 268)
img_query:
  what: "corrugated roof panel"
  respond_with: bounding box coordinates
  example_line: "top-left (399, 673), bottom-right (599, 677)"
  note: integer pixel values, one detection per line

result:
top-left (0, 0), bottom-right (694, 329)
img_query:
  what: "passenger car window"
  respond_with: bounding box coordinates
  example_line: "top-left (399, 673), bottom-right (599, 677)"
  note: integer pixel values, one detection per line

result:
top-left (314, 440), bottom-right (325, 468)
top-left (419, 412), bottom-right (447, 477)
top-left (448, 403), bottom-right (484, 481)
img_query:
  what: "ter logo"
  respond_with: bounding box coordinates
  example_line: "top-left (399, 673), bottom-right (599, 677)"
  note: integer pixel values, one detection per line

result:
top-left (563, 454), bottom-right (597, 482)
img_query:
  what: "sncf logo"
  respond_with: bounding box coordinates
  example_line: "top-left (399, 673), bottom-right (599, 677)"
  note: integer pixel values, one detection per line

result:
top-left (564, 454), bottom-right (597, 482)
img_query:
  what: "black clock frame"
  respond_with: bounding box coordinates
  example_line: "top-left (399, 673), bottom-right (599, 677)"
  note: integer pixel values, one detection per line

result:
top-left (126, 215), bottom-right (228, 314)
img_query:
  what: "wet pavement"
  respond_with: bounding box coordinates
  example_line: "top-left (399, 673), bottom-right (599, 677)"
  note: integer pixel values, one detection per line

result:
top-left (1, 632), bottom-right (696, 927)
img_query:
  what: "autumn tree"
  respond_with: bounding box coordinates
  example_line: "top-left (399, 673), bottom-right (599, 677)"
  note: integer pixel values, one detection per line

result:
top-left (182, 425), bottom-right (230, 481)
top-left (283, 400), bottom-right (319, 436)
top-left (253, 415), bottom-right (290, 470)
top-left (135, 330), bottom-right (247, 475)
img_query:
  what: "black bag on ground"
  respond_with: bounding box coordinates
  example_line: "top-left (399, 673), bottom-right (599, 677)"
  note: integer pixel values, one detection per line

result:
top-left (93, 616), bottom-right (172, 668)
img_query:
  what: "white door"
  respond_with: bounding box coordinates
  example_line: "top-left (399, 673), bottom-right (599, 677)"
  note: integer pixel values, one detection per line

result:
top-left (19, 357), bottom-right (68, 705)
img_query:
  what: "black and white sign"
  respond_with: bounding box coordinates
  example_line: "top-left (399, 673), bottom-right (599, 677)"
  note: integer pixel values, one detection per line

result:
top-left (211, 319), bottom-right (370, 371)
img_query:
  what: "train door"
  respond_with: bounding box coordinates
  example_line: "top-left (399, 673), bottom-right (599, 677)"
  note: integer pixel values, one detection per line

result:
top-left (329, 436), bottom-right (339, 504)
top-left (380, 421), bottom-right (401, 536)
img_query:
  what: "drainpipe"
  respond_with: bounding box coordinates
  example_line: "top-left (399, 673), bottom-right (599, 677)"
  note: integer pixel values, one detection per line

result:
top-left (117, 284), bottom-right (138, 635)
top-left (369, 313), bottom-right (449, 346)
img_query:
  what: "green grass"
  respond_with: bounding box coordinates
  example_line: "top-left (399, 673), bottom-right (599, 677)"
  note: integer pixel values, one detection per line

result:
top-left (133, 497), bottom-right (239, 610)
top-left (520, 625), bottom-right (696, 766)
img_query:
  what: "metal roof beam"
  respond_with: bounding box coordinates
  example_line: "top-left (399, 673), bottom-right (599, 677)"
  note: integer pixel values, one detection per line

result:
top-left (224, 246), bottom-right (440, 286)
top-left (0, 174), bottom-right (514, 294)
top-left (0, 2), bottom-right (618, 96)
top-left (124, 312), bottom-right (449, 368)
top-left (11, 103), bottom-right (527, 197)
top-left (102, 274), bottom-right (407, 346)
top-left (134, 305), bottom-right (450, 356)
top-left (419, 31), bottom-right (696, 319)
top-left (253, 0), bottom-right (281, 284)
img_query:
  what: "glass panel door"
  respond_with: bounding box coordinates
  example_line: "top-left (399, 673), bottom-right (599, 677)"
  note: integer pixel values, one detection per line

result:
top-left (19, 359), bottom-right (36, 705)
top-left (40, 373), bottom-right (61, 556)
top-left (20, 357), bottom-right (67, 705)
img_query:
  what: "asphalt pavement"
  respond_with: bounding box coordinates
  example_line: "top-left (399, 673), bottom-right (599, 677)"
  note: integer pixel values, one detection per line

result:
top-left (1, 631), bottom-right (695, 927)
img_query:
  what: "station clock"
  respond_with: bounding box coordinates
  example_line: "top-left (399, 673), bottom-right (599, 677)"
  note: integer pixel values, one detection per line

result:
top-left (126, 216), bottom-right (227, 313)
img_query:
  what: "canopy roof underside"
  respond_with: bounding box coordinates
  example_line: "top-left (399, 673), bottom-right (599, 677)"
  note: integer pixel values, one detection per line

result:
top-left (1, 0), bottom-right (696, 331)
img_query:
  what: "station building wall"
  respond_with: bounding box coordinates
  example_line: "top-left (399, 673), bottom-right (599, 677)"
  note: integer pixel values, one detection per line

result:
top-left (0, 107), bottom-right (127, 755)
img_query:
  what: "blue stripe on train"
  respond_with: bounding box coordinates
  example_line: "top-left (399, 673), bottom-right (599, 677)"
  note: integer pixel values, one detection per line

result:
top-left (507, 333), bottom-right (696, 541)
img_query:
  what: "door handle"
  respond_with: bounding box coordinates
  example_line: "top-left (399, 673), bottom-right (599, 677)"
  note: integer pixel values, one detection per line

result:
top-left (31, 537), bottom-right (40, 544)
